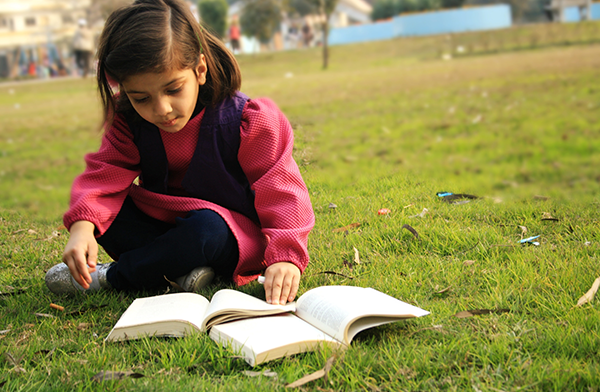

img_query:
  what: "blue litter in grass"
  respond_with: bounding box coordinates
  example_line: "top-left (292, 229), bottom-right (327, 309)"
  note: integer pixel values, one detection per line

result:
top-left (520, 235), bottom-right (540, 246)
top-left (436, 192), bottom-right (478, 204)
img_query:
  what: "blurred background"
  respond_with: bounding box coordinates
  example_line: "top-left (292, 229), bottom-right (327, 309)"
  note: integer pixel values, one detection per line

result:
top-left (0, 0), bottom-right (598, 80)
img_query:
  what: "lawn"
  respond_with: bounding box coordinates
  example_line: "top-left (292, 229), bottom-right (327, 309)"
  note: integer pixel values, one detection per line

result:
top-left (1, 23), bottom-right (600, 391)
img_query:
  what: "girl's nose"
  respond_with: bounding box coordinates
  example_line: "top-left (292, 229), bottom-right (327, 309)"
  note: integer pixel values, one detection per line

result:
top-left (154, 97), bottom-right (172, 116)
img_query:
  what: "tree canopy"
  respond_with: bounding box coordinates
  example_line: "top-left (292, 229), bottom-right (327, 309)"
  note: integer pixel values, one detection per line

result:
top-left (239, 0), bottom-right (283, 44)
top-left (199, 0), bottom-right (229, 39)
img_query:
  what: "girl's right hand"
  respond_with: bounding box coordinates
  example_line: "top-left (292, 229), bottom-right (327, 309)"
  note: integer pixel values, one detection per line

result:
top-left (62, 220), bottom-right (98, 289)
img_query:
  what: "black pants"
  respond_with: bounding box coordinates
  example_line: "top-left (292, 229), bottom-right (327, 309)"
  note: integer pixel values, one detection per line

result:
top-left (97, 197), bottom-right (239, 291)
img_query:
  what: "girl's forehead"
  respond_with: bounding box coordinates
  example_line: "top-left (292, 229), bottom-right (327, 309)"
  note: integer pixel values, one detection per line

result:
top-left (126, 67), bottom-right (181, 79)
top-left (122, 68), bottom-right (196, 88)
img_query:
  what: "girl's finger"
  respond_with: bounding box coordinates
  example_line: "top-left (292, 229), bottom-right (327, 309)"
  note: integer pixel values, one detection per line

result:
top-left (269, 275), bottom-right (284, 305)
top-left (71, 249), bottom-right (92, 287)
top-left (278, 276), bottom-right (293, 305)
top-left (87, 242), bottom-right (98, 270)
top-left (65, 255), bottom-right (88, 288)
top-left (288, 273), bottom-right (300, 302)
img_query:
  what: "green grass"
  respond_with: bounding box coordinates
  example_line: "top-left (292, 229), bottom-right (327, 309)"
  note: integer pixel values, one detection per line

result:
top-left (1, 22), bottom-right (600, 390)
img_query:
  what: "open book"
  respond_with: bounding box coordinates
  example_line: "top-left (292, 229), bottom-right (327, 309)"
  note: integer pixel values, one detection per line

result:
top-left (210, 286), bottom-right (429, 366)
top-left (105, 289), bottom-right (295, 341)
top-left (106, 286), bottom-right (429, 366)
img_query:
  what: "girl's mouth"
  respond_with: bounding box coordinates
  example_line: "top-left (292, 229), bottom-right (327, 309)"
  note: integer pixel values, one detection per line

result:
top-left (161, 118), bottom-right (177, 127)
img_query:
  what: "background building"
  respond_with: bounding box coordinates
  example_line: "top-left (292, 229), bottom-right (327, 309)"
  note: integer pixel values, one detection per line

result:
top-left (0, 0), bottom-right (95, 79)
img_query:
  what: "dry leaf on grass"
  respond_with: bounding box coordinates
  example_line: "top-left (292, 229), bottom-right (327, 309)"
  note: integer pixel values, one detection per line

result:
top-left (518, 225), bottom-right (528, 235)
top-left (34, 313), bottom-right (55, 318)
top-left (454, 308), bottom-right (510, 318)
top-left (5, 352), bottom-right (26, 373)
top-left (35, 231), bottom-right (61, 241)
top-left (92, 371), bottom-right (144, 382)
top-left (243, 369), bottom-right (278, 378)
top-left (323, 355), bottom-right (336, 383)
top-left (332, 223), bottom-right (360, 233)
top-left (463, 260), bottom-right (476, 266)
top-left (576, 277), bottom-right (600, 307)
top-left (286, 356), bottom-right (337, 388)
top-left (5, 352), bottom-right (24, 366)
top-left (409, 208), bottom-right (429, 218)
top-left (11, 229), bottom-right (36, 235)
top-left (313, 271), bottom-right (354, 280)
top-left (541, 212), bottom-right (559, 221)
top-left (401, 224), bottom-right (419, 239)
top-left (353, 247), bottom-right (361, 265)
top-left (434, 286), bottom-right (451, 294)
top-left (286, 369), bottom-right (326, 388)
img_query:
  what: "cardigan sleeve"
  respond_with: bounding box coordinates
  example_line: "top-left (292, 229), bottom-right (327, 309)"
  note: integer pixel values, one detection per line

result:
top-left (238, 98), bottom-right (315, 272)
top-left (63, 114), bottom-right (142, 235)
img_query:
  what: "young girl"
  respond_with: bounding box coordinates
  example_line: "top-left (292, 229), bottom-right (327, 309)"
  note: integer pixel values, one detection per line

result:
top-left (45, 0), bottom-right (314, 305)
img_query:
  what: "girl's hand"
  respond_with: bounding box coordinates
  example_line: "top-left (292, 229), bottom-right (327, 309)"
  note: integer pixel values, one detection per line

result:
top-left (62, 221), bottom-right (98, 289)
top-left (263, 262), bottom-right (300, 305)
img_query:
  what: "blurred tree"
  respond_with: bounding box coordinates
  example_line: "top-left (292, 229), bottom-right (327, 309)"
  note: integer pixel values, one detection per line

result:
top-left (240, 0), bottom-right (283, 44)
top-left (441, 0), bottom-right (465, 7)
top-left (306, 0), bottom-right (338, 69)
top-left (465, 0), bottom-right (547, 23)
top-left (288, 0), bottom-right (318, 16)
top-left (199, 0), bottom-right (229, 38)
top-left (372, 0), bottom-right (442, 20)
top-left (372, 0), bottom-right (401, 20)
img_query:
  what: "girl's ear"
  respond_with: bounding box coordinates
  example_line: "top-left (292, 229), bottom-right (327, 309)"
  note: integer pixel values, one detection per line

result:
top-left (196, 54), bottom-right (207, 86)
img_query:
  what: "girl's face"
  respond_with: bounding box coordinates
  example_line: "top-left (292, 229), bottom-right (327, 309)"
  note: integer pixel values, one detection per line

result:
top-left (122, 55), bottom-right (207, 133)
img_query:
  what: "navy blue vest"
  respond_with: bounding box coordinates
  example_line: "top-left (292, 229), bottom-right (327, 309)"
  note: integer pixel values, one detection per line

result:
top-left (126, 92), bottom-right (260, 224)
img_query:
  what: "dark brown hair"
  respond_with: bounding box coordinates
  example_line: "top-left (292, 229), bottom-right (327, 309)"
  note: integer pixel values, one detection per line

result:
top-left (96, 0), bottom-right (241, 125)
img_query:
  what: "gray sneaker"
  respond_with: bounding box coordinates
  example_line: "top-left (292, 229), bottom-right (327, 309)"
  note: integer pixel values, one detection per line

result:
top-left (175, 267), bottom-right (215, 293)
top-left (45, 263), bottom-right (113, 295)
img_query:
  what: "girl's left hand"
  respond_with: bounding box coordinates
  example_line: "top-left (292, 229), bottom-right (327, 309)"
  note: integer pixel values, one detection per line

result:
top-left (263, 262), bottom-right (300, 305)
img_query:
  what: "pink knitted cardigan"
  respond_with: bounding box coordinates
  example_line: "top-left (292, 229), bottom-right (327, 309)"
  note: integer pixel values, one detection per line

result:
top-left (64, 98), bottom-right (315, 285)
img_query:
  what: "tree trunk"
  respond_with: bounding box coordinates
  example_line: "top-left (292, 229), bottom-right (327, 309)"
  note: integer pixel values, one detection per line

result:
top-left (322, 19), bottom-right (329, 69)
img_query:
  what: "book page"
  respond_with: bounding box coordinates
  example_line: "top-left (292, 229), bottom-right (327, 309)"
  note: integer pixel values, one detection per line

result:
top-left (202, 289), bottom-right (296, 329)
top-left (108, 292), bottom-right (209, 335)
top-left (295, 286), bottom-right (430, 344)
top-left (209, 313), bottom-right (343, 366)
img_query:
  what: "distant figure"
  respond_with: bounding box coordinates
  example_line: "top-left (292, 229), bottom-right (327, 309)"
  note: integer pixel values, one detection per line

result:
top-left (301, 22), bottom-right (313, 48)
top-left (73, 19), bottom-right (94, 77)
top-left (229, 21), bottom-right (241, 54)
top-left (287, 24), bottom-right (300, 49)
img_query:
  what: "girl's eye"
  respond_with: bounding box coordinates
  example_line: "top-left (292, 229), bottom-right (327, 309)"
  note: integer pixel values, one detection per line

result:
top-left (167, 87), bottom-right (182, 95)
top-left (133, 97), bottom-right (148, 104)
